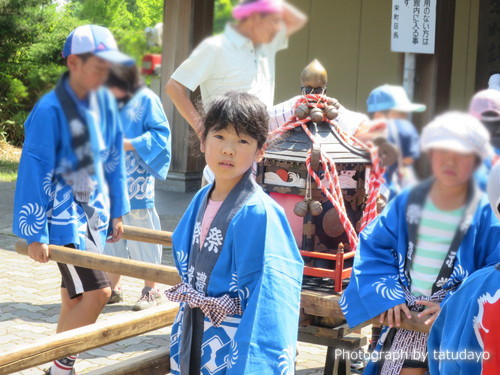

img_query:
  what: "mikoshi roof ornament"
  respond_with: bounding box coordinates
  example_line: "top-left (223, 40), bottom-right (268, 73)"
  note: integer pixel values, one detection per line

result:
top-left (256, 60), bottom-right (388, 292)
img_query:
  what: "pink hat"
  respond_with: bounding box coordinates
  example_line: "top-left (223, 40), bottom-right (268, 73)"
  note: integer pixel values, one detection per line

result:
top-left (232, 0), bottom-right (283, 20)
top-left (469, 89), bottom-right (500, 122)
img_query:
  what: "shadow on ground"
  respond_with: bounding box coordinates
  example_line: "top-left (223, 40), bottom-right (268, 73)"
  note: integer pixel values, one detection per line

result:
top-left (0, 302), bottom-right (60, 323)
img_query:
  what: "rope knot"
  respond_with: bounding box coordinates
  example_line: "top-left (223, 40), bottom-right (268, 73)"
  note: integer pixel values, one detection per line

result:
top-left (165, 283), bottom-right (243, 327)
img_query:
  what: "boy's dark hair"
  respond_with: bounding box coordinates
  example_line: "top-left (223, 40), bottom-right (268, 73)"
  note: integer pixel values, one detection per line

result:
top-left (106, 64), bottom-right (143, 95)
top-left (201, 91), bottom-right (268, 149)
top-left (64, 52), bottom-right (93, 67)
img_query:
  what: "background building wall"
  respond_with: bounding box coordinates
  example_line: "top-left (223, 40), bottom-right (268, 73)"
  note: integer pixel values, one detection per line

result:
top-left (276, 0), bottom-right (481, 114)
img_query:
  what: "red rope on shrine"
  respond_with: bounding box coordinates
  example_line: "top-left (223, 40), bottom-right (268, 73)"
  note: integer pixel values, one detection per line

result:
top-left (268, 94), bottom-right (386, 250)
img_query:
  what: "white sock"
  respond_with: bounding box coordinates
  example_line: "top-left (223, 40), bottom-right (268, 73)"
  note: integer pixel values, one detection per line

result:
top-left (50, 354), bottom-right (78, 374)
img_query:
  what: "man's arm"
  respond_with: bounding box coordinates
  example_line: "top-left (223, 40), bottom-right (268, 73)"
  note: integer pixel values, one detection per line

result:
top-left (282, 1), bottom-right (308, 37)
top-left (165, 78), bottom-right (203, 136)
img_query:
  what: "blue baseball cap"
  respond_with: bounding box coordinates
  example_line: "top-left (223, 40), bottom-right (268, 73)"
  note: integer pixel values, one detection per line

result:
top-left (62, 25), bottom-right (133, 65)
top-left (367, 84), bottom-right (426, 113)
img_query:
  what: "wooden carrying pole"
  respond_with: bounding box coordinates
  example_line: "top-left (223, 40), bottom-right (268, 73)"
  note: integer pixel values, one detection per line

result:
top-left (0, 304), bottom-right (178, 375)
top-left (122, 224), bottom-right (172, 247)
top-left (15, 237), bottom-right (181, 287)
top-left (366, 313), bottom-right (430, 334)
top-left (301, 290), bottom-right (430, 334)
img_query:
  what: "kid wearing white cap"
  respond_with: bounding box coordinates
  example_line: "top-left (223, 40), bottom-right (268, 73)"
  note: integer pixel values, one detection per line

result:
top-left (428, 163), bottom-right (500, 374)
top-left (341, 112), bottom-right (500, 375)
top-left (13, 25), bottom-right (132, 375)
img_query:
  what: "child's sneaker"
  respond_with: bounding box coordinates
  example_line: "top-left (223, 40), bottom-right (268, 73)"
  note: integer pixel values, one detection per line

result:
top-left (132, 288), bottom-right (162, 311)
top-left (107, 288), bottom-right (123, 304)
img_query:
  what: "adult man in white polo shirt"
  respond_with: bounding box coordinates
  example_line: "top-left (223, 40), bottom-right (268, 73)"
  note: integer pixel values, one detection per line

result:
top-left (166, 0), bottom-right (307, 137)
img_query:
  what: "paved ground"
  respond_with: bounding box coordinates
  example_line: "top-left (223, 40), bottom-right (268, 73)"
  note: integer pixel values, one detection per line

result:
top-left (0, 181), bottom-right (341, 374)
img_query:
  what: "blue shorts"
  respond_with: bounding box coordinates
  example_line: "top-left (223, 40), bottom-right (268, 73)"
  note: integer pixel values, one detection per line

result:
top-left (103, 207), bottom-right (163, 265)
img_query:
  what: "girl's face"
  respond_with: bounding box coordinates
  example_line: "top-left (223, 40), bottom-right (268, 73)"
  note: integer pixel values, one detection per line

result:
top-left (201, 125), bottom-right (264, 190)
top-left (429, 149), bottom-right (478, 188)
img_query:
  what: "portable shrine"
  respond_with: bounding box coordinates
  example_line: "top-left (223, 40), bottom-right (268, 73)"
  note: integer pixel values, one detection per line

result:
top-left (256, 60), bottom-right (385, 293)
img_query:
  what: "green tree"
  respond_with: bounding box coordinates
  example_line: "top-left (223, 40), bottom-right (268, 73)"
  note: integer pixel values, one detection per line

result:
top-left (0, 0), bottom-right (238, 146)
top-left (214, 0), bottom-right (239, 34)
top-left (70, 0), bottom-right (164, 62)
top-left (0, 0), bottom-right (81, 145)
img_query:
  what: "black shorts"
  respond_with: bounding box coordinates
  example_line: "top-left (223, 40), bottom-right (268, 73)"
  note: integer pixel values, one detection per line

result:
top-left (58, 241), bottom-right (110, 300)
top-left (402, 359), bottom-right (428, 369)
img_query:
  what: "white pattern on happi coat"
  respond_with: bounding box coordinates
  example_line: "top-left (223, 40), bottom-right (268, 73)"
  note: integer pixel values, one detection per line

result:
top-left (204, 227), bottom-right (223, 253)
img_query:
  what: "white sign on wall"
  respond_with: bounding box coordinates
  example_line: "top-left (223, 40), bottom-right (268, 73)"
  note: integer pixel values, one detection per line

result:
top-left (391, 0), bottom-right (437, 54)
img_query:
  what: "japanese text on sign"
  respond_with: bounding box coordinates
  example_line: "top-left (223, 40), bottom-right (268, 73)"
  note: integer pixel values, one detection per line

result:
top-left (391, 0), bottom-right (436, 54)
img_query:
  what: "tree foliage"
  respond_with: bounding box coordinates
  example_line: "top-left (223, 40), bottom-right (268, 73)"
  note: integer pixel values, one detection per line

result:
top-left (0, 0), bottom-right (81, 145)
top-left (70, 0), bottom-right (164, 62)
top-left (0, 0), bottom-right (236, 146)
top-left (214, 0), bottom-right (239, 34)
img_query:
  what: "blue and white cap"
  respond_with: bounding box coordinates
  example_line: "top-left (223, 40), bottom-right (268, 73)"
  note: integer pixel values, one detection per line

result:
top-left (367, 84), bottom-right (426, 113)
top-left (62, 25), bottom-right (133, 65)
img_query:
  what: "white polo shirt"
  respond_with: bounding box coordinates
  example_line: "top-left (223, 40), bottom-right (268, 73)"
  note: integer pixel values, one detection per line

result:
top-left (171, 23), bottom-right (288, 108)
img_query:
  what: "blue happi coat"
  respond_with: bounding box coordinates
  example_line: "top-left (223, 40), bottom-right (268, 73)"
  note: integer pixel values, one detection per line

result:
top-left (13, 77), bottom-right (129, 250)
top-left (121, 87), bottom-right (171, 209)
top-left (169, 172), bottom-right (304, 374)
top-left (428, 262), bottom-right (500, 374)
top-left (475, 147), bottom-right (500, 192)
top-left (340, 181), bottom-right (499, 374)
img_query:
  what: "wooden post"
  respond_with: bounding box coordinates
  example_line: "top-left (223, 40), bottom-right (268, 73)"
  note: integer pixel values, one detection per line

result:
top-left (475, 0), bottom-right (500, 90)
top-left (159, 0), bottom-right (215, 192)
top-left (413, 0), bottom-right (456, 177)
top-left (0, 304), bottom-right (178, 375)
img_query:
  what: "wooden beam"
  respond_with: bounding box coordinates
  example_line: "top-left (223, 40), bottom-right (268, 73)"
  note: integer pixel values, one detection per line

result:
top-left (87, 348), bottom-right (170, 375)
top-left (122, 225), bottom-right (172, 247)
top-left (300, 289), bottom-right (430, 333)
top-left (298, 331), bottom-right (367, 351)
top-left (0, 305), bottom-right (178, 375)
top-left (15, 240), bottom-right (181, 286)
top-left (301, 289), bottom-right (344, 319)
top-left (354, 311), bottom-right (430, 334)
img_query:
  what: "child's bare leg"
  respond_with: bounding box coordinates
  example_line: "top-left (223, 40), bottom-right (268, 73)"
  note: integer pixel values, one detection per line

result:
top-left (107, 273), bottom-right (122, 290)
top-left (144, 280), bottom-right (156, 289)
top-left (57, 288), bottom-right (81, 333)
top-left (58, 287), bottom-right (111, 332)
top-left (400, 368), bottom-right (426, 375)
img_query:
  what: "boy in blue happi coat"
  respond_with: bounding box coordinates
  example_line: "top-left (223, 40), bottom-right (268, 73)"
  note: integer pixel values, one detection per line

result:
top-left (104, 63), bottom-right (171, 310)
top-left (164, 91), bottom-right (304, 374)
top-left (13, 25), bottom-right (131, 375)
top-left (366, 84), bottom-right (425, 201)
top-left (341, 112), bottom-right (500, 375)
